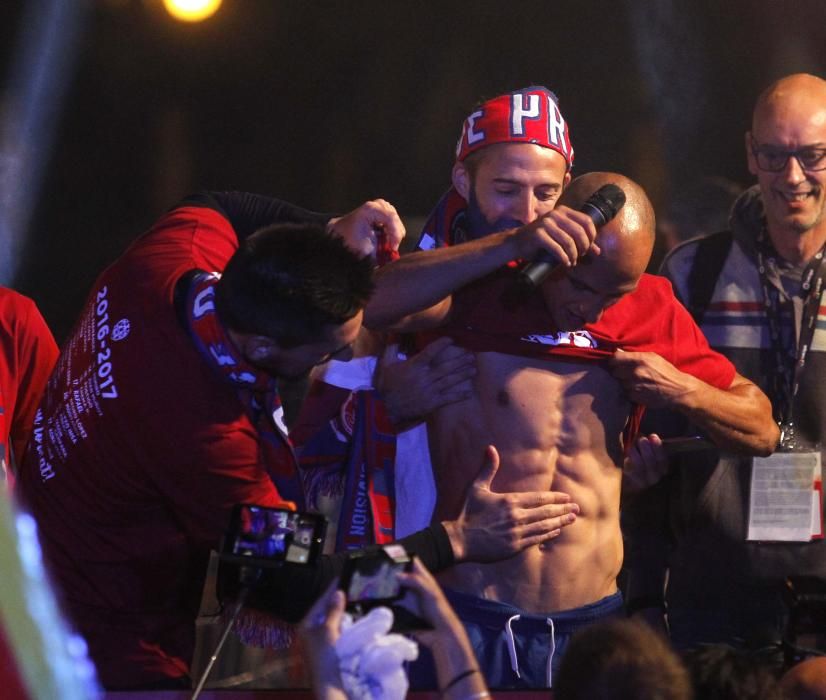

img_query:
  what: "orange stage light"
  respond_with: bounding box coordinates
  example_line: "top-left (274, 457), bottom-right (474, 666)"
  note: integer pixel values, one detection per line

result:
top-left (162, 0), bottom-right (222, 23)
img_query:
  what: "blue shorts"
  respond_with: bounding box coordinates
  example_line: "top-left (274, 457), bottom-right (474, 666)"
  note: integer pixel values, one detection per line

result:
top-left (408, 588), bottom-right (624, 689)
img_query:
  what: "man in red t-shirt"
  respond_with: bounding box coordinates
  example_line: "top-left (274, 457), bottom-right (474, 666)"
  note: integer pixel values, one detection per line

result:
top-left (0, 287), bottom-right (58, 489)
top-left (367, 166), bottom-right (779, 688)
top-left (16, 192), bottom-right (398, 689)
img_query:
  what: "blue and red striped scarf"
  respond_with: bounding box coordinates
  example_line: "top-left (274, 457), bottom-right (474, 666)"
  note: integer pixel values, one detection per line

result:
top-left (333, 389), bottom-right (396, 549)
top-left (416, 188), bottom-right (475, 250)
top-left (185, 271), bottom-right (305, 509)
top-left (298, 376), bottom-right (398, 549)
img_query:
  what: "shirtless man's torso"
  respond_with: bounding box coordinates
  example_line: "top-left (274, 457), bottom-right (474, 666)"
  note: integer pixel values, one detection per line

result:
top-left (431, 351), bottom-right (625, 613)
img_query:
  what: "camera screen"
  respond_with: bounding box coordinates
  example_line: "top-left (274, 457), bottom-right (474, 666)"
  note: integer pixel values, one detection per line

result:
top-left (230, 506), bottom-right (321, 565)
top-left (346, 559), bottom-right (406, 602)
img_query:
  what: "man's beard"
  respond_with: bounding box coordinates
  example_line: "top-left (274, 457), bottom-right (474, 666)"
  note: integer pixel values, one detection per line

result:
top-left (465, 187), bottom-right (524, 238)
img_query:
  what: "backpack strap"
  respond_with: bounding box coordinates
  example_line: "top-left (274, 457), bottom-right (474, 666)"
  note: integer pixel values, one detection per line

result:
top-left (685, 230), bottom-right (733, 325)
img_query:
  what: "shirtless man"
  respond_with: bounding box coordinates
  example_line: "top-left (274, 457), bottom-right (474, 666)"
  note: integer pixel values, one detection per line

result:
top-left (367, 168), bottom-right (778, 687)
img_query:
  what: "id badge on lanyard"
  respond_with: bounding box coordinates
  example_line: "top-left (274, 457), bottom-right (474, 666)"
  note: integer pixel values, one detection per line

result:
top-left (747, 445), bottom-right (823, 542)
top-left (747, 238), bottom-right (825, 542)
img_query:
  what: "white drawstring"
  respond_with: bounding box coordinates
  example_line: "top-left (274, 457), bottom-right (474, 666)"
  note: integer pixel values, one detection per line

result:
top-left (545, 617), bottom-right (556, 687)
top-left (504, 614), bottom-right (522, 679)
top-left (504, 613), bottom-right (557, 687)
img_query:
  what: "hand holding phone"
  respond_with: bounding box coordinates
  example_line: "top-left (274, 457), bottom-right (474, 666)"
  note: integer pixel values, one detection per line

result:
top-left (660, 436), bottom-right (715, 456)
top-left (339, 545), bottom-right (430, 632)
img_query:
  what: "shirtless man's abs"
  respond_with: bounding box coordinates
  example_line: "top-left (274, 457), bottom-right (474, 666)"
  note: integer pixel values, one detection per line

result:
top-left (431, 352), bottom-right (627, 613)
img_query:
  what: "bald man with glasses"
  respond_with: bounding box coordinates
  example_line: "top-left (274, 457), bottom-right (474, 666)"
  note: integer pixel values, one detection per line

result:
top-left (624, 73), bottom-right (826, 660)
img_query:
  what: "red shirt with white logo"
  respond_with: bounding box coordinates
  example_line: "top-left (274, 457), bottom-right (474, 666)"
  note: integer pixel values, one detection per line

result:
top-left (18, 206), bottom-right (287, 688)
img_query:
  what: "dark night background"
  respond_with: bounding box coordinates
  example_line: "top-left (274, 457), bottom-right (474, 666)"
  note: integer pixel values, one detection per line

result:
top-left (2, 0), bottom-right (826, 343)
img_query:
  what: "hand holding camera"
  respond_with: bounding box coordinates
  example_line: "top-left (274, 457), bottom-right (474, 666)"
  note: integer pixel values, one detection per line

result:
top-left (339, 544), bottom-right (431, 633)
top-left (300, 556), bottom-right (488, 700)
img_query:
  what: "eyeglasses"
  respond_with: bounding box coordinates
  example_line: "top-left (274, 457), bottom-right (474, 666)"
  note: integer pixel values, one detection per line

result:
top-left (750, 137), bottom-right (826, 172)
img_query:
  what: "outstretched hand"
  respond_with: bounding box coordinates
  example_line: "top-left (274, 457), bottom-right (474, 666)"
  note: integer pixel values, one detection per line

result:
top-left (442, 445), bottom-right (579, 562)
top-left (327, 199), bottom-right (405, 261)
top-left (374, 337), bottom-right (476, 427)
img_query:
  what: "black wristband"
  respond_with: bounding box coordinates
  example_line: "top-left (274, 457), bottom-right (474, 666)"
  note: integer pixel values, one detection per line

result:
top-left (440, 668), bottom-right (479, 695)
top-left (397, 522), bottom-right (456, 572)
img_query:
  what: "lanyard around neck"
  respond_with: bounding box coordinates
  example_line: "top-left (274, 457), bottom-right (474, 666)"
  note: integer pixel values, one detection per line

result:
top-left (756, 228), bottom-right (826, 428)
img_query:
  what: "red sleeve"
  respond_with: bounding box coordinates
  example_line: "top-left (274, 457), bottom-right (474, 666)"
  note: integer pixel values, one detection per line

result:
top-left (155, 424), bottom-right (287, 546)
top-left (594, 275), bottom-right (736, 390)
top-left (659, 291), bottom-right (736, 390)
top-left (0, 291), bottom-right (59, 471)
top-left (135, 346), bottom-right (290, 547)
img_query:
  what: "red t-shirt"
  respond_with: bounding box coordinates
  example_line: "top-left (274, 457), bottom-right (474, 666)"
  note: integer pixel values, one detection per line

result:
top-left (18, 206), bottom-right (287, 688)
top-left (0, 288), bottom-right (58, 486)
top-left (419, 269), bottom-right (735, 448)
top-left (430, 269), bottom-right (734, 388)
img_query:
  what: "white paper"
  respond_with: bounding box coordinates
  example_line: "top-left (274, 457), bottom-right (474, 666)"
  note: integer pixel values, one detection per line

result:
top-left (747, 451), bottom-right (821, 542)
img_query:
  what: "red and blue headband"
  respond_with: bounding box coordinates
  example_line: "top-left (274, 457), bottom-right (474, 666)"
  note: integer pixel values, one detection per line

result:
top-left (455, 86), bottom-right (574, 170)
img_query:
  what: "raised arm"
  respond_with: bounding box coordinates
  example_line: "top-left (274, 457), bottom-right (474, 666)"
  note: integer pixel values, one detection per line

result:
top-left (364, 206), bottom-right (600, 331)
top-left (183, 192), bottom-right (406, 261)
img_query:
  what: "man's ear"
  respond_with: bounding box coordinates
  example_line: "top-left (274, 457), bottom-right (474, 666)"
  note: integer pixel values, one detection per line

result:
top-left (452, 161), bottom-right (471, 200)
top-left (246, 335), bottom-right (279, 363)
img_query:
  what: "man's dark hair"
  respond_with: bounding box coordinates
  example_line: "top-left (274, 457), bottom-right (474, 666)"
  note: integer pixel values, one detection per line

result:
top-left (215, 222), bottom-right (374, 347)
top-left (555, 619), bottom-right (692, 700)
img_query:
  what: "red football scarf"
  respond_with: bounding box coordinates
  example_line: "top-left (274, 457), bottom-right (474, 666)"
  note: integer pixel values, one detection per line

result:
top-left (417, 188), bottom-right (473, 249)
top-left (333, 390), bottom-right (396, 549)
top-left (185, 272), bottom-right (305, 509)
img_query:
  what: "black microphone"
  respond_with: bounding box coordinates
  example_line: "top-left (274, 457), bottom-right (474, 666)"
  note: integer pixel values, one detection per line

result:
top-left (519, 183), bottom-right (627, 288)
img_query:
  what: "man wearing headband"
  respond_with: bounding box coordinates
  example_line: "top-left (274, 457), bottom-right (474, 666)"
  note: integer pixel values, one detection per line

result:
top-left (418, 85), bottom-right (574, 250)
top-left (297, 88), bottom-right (582, 546)
top-left (364, 87), bottom-right (777, 689)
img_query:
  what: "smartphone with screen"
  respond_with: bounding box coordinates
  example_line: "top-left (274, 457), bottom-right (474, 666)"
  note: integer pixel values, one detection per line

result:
top-left (339, 544), bottom-right (430, 632)
top-left (221, 504), bottom-right (326, 567)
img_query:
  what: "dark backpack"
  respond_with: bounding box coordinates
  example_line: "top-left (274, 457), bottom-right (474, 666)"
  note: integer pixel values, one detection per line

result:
top-left (685, 230), bottom-right (733, 325)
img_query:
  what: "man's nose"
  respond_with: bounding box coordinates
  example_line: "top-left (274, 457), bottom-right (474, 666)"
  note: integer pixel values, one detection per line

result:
top-left (513, 192), bottom-right (541, 224)
top-left (581, 300), bottom-right (605, 325)
top-left (782, 154), bottom-right (808, 185)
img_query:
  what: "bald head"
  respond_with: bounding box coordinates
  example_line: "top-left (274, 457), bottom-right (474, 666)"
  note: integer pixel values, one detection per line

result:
top-left (560, 172), bottom-right (655, 280)
top-left (538, 172), bottom-right (655, 330)
top-left (753, 73), bottom-right (826, 132)
top-left (779, 657), bottom-right (826, 700)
